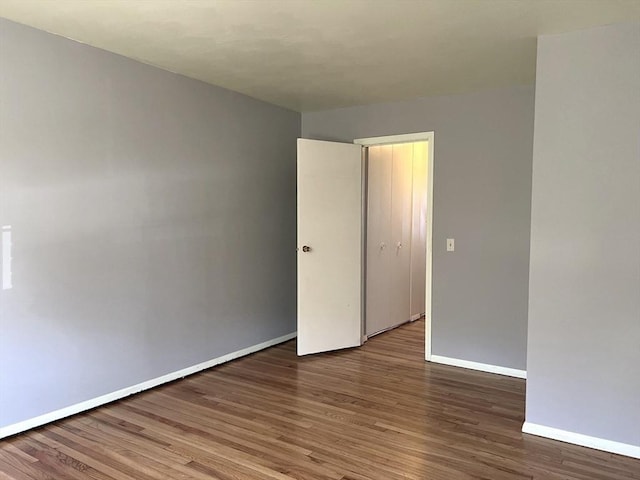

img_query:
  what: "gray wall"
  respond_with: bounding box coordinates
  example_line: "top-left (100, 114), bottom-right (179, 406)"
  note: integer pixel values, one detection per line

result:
top-left (526, 23), bottom-right (640, 446)
top-left (0, 19), bottom-right (299, 428)
top-left (303, 85), bottom-right (535, 370)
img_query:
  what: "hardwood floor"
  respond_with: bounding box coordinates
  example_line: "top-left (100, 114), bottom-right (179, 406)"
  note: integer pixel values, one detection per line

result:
top-left (1, 320), bottom-right (639, 479)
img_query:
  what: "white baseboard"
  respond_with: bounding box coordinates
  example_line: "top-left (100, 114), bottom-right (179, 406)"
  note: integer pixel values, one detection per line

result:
top-left (522, 422), bottom-right (640, 459)
top-left (410, 313), bottom-right (424, 321)
top-left (429, 354), bottom-right (527, 379)
top-left (0, 332), bottom-right (297, 439)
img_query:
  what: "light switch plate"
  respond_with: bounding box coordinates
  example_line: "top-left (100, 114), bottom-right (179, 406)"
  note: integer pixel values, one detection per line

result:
top-left (446, 238), bottom-right (455, 252)
top-left (2, 225), bottom-right (12, 289)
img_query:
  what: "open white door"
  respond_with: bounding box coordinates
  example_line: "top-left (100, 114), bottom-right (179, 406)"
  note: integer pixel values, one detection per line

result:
top-left (297, 139), bottom-right (363, 356)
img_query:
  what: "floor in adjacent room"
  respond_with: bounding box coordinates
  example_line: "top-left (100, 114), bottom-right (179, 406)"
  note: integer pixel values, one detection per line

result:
top-left (1, 320), bottom-right (639, 479)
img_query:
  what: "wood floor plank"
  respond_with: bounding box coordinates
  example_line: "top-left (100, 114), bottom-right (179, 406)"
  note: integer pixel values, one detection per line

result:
top-left (1, 320), bottom-right (639, 479)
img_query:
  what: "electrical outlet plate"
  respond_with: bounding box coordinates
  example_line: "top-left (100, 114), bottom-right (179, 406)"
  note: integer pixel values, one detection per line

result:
top-left (2, 225), bottom-right (12, 289)
top-left (446, 238), bottom-right (455, 252)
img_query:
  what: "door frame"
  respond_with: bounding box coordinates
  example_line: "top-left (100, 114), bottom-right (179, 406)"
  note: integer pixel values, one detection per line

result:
top-left (354, 132), bottom-right (434, 361)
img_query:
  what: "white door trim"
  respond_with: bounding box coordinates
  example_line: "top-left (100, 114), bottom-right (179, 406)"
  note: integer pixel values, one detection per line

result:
top-left (354, 132), bottom-right (432, 146)
top-left (354, 132), bottom-right (435, 361)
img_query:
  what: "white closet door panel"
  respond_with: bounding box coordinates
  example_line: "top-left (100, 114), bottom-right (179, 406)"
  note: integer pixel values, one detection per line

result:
top-left (366, 145), bottom-right (392, 336)
top-left (410, 142), bottom-right (428, 318)
top-left (390, 143), bottom-right (413, 327)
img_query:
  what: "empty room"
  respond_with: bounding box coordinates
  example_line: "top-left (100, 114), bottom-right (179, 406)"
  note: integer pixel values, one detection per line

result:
top-left (0, 1), bottom-right (639, 479)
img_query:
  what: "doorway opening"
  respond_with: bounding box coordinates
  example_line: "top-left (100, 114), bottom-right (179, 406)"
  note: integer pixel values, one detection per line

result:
top-left (295, 133), bottom-right (433, 360)
top-left (355, 133), bottom-right (434, 361)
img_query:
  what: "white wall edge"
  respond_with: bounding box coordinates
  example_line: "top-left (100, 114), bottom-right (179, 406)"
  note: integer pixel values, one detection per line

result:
top-left (522, 422), bottom-right (640, 459)
top-left (429, 354), bottom-right (527, 379)
top-left (0, 331), bottom-right (297, 439)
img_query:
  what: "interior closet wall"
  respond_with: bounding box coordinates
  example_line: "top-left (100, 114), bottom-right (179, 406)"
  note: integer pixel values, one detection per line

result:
top-left (366, 142), bottom-right (427, 337)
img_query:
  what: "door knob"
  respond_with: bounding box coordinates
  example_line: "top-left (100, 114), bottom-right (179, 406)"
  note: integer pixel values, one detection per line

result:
top-left (302, 246), bottom-right (311, 252)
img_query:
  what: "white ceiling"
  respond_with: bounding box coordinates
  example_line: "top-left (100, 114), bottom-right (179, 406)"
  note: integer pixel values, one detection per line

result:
top-left (1, 0), bottom-right (639, 112)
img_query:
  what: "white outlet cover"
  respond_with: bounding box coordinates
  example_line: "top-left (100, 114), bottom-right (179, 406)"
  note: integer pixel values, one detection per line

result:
top-left (2, 226), bottom-right (12, 289)
top-left (447, 238), bottom-right (455, 252)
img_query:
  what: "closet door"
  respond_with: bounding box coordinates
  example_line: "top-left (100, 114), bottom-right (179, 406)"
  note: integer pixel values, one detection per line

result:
top-left (365, 146), bottom-right (392, 336)
top-left (410, 142), bottom-right (427, 318)
top-left (390, 143), bottom-right (413, 328)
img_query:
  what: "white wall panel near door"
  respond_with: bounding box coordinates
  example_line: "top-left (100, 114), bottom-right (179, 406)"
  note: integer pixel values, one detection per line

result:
top-left (390, 143), bottom-right (413, 329)
top-left (365, 146), bottom-right (393, 336)
top-left (410, 142), bottom-right (427, 319)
